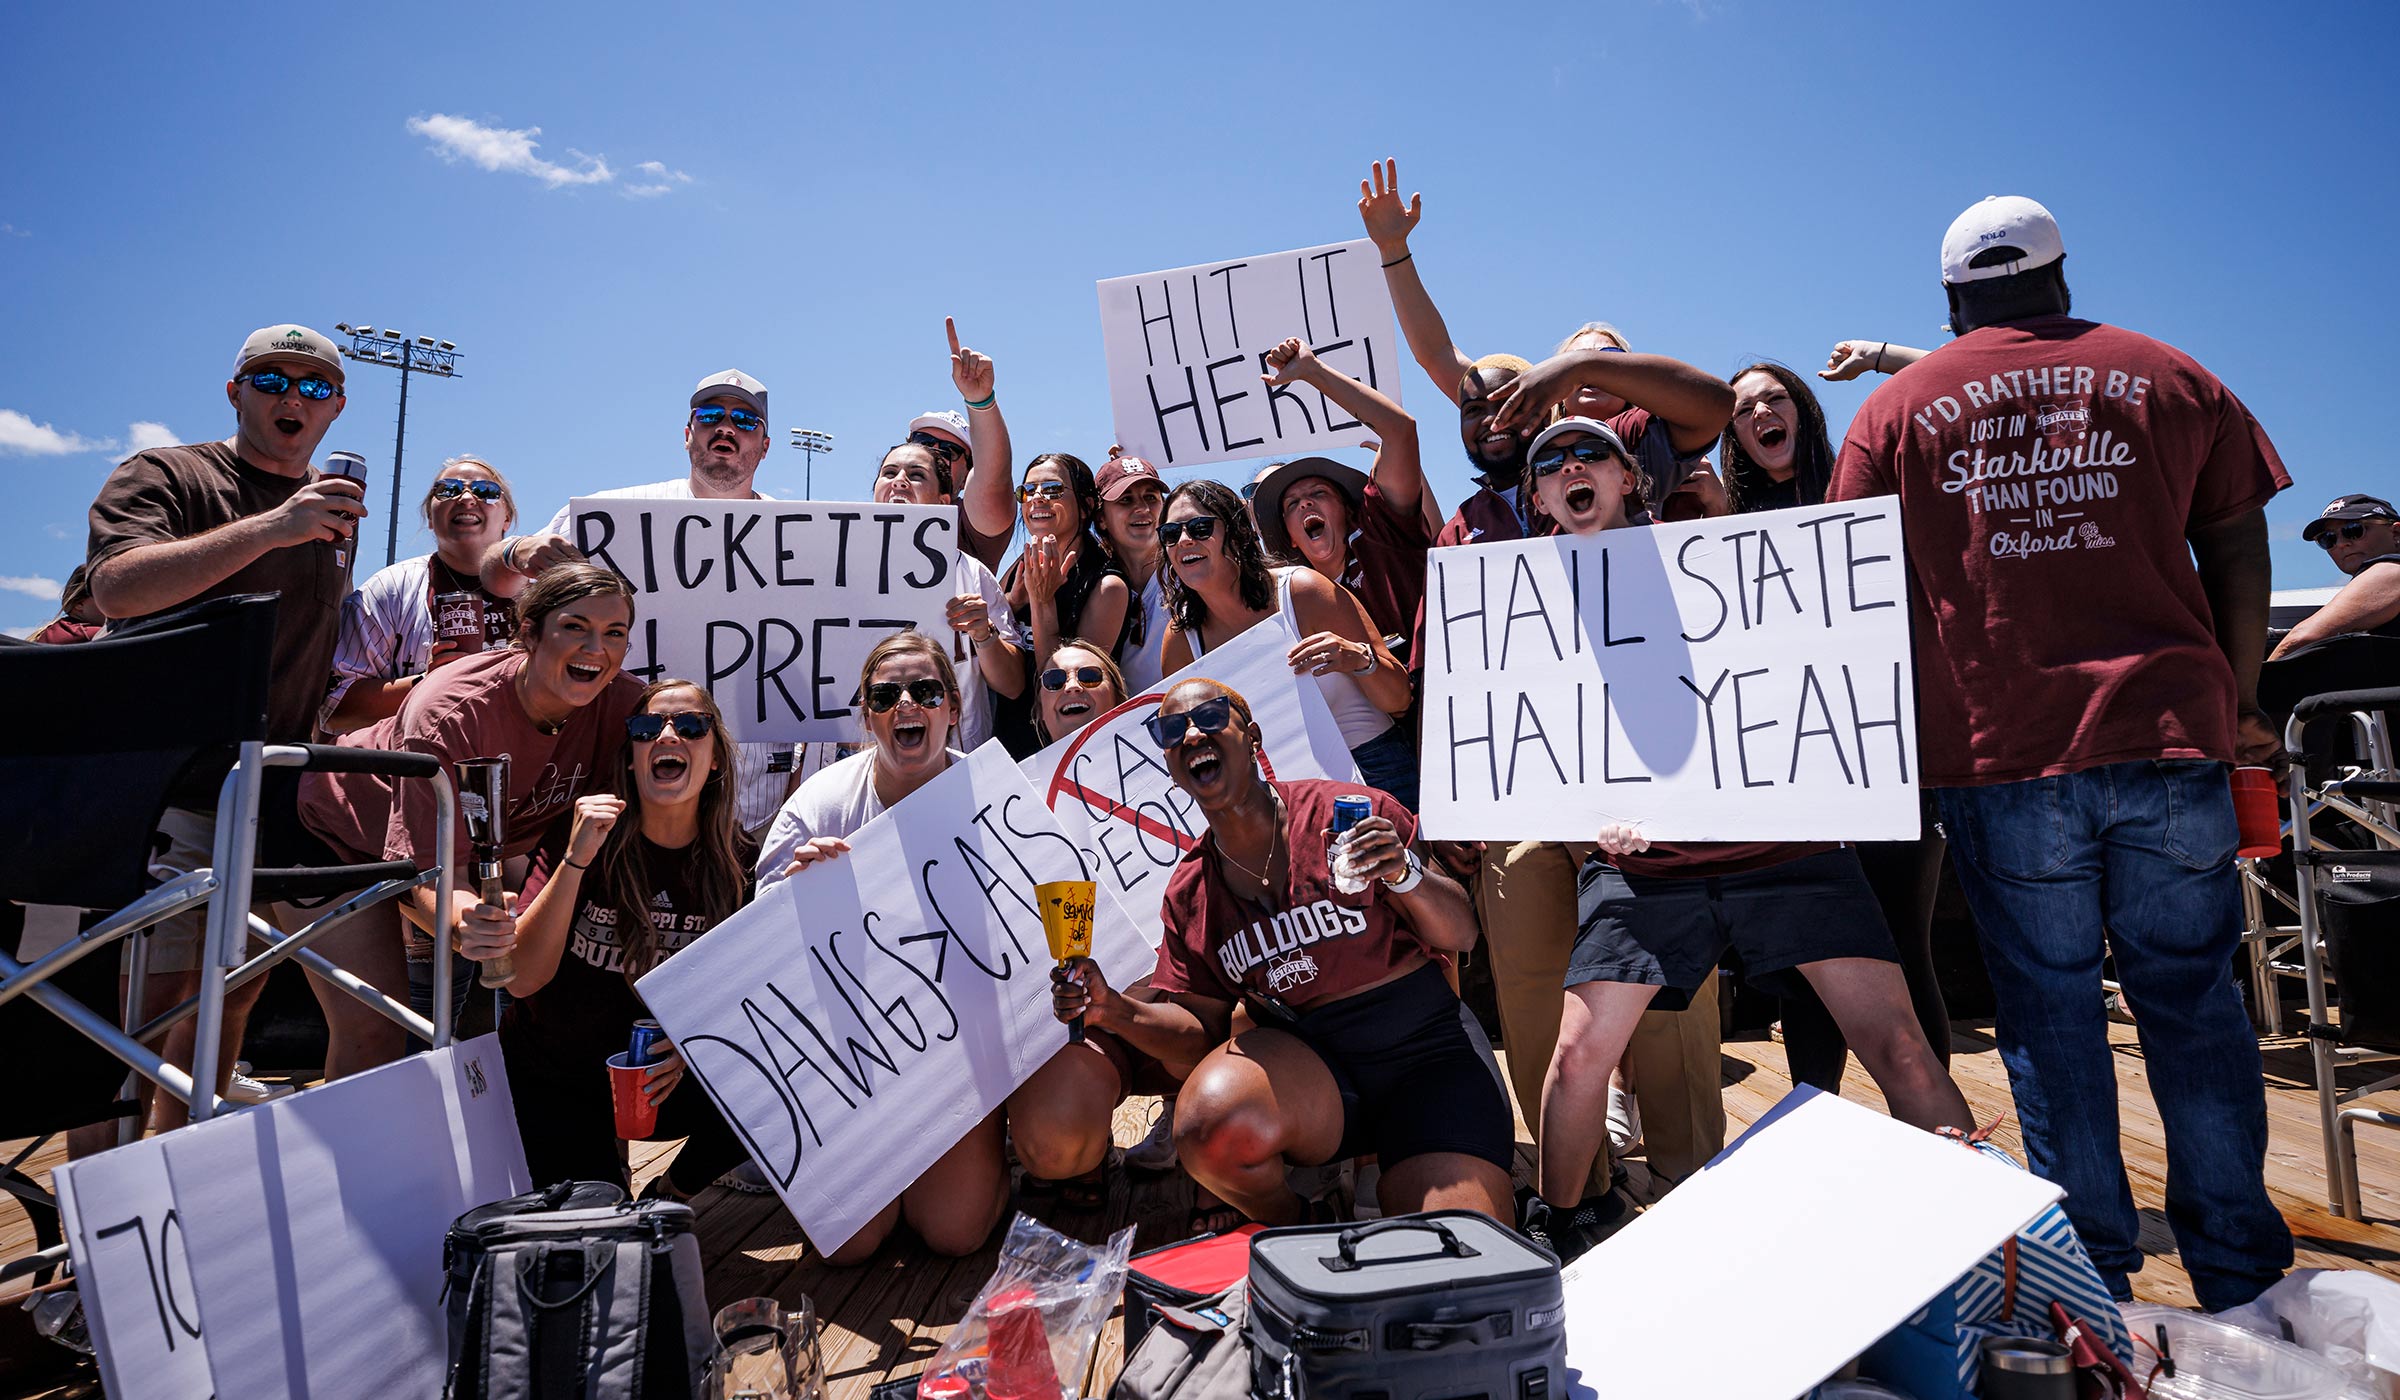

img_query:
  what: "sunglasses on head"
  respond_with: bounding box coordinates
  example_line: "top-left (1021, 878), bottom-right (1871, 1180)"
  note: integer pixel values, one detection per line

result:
top-left (1156, 516), bottom-right (1221, 546)
top-left (1040, 665), bottom-right (1107, 692)
top-left (691, 405), bottom-right (763, 433)
top-left (864, 678), bottom-right (949, 713)
top-left (431, 477), bottom-right (507, 502)
top-left (1016, 480), bottom-right (1070, 502)
top-left (240, 369), bottom-right (338, 401)
top-left (627, 711), bottom-right (715, 742)
top-left (1239, 482), bottom-right (1263, 502)
top-left (1529, 441), bottom-right (1624, 478)
top-left (1144, 694), bottom-right (1237, 749)
top-left (908, 431), bottom-right (968, 462)
top-left (2317, 520), bottom-right (2382, 549)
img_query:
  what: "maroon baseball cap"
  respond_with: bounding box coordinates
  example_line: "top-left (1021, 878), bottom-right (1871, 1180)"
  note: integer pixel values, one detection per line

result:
top-left (1096, 454), bottom-right (1163, 501)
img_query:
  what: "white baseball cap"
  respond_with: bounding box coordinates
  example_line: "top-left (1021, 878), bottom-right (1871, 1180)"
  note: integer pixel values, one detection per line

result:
top-left (691, 369), bottom-right (768, 423)
top-left (907, 409), bottom-right (971, 448)
top-left (1940, 196), bottom-right (2065, 285)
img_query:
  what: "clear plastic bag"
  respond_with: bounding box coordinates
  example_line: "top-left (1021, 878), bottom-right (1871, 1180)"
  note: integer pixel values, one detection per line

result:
top-left (917, 1213), bottom-right (1138, 1400)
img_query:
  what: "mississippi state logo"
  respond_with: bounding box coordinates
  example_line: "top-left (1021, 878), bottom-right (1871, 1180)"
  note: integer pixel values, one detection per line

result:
top-left (2034, 399), bottom-right (2090, 439)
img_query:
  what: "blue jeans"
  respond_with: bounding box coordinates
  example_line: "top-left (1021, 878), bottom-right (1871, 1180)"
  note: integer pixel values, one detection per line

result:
top-left (1938, 760), bottom-right (2292, 1311)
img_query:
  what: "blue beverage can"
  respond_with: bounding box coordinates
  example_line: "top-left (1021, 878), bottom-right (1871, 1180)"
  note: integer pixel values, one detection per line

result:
top-left (628, 1019), bottom-right (668, 1067)
top-left (1330, 795), bottom-right (1373, 835)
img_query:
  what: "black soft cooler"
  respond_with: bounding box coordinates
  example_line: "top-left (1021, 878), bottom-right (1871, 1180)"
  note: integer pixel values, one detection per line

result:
top-left (1245, 1212), bottom-right (1566, 1400)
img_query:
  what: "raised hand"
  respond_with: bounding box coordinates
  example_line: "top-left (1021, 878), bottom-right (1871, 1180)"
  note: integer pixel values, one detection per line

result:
top-left (1260, 336), bottom-right (1321, 388)
top-left (1023, 534), bottom-right (1070, 609)
top-left (266, 475), bottom-right (369, 547)
top-left (1357, 157), bottom-right (1422, 257)
top-left (945, 591), bottom-right (997, 642)
top-left (1820, 340), bottom-right (1883, 381)
top-left (565, 793), bottom-right (625, 869)
top-left (949, 317), bottom-right (995, 403)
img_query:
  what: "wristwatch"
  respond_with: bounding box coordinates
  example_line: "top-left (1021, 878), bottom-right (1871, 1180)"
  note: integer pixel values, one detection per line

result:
top-left (1381, 848), bottom-right (1424, 895)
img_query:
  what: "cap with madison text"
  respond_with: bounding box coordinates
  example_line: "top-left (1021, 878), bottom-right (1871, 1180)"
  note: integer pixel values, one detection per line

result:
top-left (691, 369), bottom-right (768, 423)
top-left (1940, 196), bottom-right (2065, 285)
top-left (2303, 493), bottom-right (2399, 541)
top-left (235, 324), bottom-right (346, 385)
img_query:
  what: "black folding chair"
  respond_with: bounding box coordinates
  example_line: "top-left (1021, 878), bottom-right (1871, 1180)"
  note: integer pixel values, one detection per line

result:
top-left (0, 593), bottom-right (459, 1288)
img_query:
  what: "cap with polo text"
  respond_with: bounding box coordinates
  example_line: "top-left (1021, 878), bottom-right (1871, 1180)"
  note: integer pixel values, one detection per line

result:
top-left (1940, 196), bottom-right (2065, 285)
top-left (235, 324), bottom-right (346, 385)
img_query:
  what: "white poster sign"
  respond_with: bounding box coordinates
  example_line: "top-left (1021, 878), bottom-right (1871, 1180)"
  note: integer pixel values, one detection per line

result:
top-left (1098, 239), bottom-right (1400, 469)
top-left (1020, 618), bottom-right (1358, 946)
top-left (1418, 499), bottom-right (1921, 842)
top-left (53, 1141), bottom-right (212, 1400)
top-left (571, 497), bottom-right (961, 744)
top-left (123, 1037), bottom-right (527, 1400)
top-left (636, 744), bottom-right (1153, 1252)
top-left (1559, 1088), bottom-right (2060, 1400)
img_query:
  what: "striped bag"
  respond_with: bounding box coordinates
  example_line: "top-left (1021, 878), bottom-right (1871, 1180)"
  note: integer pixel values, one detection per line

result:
top-left (1855, 1137), bottom-right (2135, 1399)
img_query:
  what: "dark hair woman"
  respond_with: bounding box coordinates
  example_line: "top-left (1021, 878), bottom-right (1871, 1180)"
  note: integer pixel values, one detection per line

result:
top-left (1155, 480), bottom-right (1416, 808)
top-left (1718, 362), bottom-right (1836, 513)
top-left (1053, 678), bottom-right (1514, 1227)
top-left (995, 452), bottom-right (1130, 757)
top-left (480, 678), bottom-right (754, 1199)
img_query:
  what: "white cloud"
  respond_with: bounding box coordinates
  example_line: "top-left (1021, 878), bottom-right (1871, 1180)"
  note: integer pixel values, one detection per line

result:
top-left (124, 421), bottom-right (179, 455)
top-left (0, 410), bottom-right (107, 456)
top-left (624, 160), bottom-right (694, 198)
top-left (0, 223), bottom-right (27, 238)
top-left (44, 523), bottom-right (69, 540)
top-left (406, 114), bottom-right (614, 189)
top-left (0, 575), bottom-right (62, 602)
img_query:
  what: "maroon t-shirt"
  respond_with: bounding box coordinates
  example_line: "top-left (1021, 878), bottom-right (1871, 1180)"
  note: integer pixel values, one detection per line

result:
top-left (1339, 479), bottom-right (1435, 649)
top-left (298, 647), bottom-right (642, 868)
top-left (1612, 840), bottom-right (1836, 880)
top-left (1830, 316), bottom-right (2290, 787)
top-left (1152, 780), bottom-right (1427, 1010)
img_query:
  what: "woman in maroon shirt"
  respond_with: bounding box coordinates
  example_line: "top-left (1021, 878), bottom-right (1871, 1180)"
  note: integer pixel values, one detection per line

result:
top-left (1052, 679), bottom-right (1513, 1228)
top-left (463, 678), bottom-right (752, 1199)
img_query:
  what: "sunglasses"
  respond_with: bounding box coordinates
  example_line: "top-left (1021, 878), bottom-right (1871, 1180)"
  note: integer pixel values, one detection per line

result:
top-left (908, 431), bottom-right (969, 462)
top-left (1016, 480), bottom-right (1071, 502)
top-left (1156, 516), bottom-right (1222, 546)
top-left (691, 405), bottom-right (764, 433)
top-left (1529, 441), bottom-right (1625, 478)
top-left (1239, 482), bottom-right (1263, 502)
top-left (431, 477), bottom-right (507, 502)
top-left (1040, 664), bottom-right (1108, 692)
top-left (627, 711), bottom-right (715, 742)
top-left (1144, 695), bottom-right (1237, 749)
top-left (2317, 520), bottom-right (2382, 549)
top-left (864, 678), bottom-right (949, 713)
top-left (240, 369), bottom-right (338, 401)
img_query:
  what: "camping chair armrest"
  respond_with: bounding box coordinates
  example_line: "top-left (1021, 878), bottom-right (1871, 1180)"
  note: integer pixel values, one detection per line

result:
top-left (2291, 687), bottom-right (2400, 721)
top-left (266, 743), bottom-right (441, 778)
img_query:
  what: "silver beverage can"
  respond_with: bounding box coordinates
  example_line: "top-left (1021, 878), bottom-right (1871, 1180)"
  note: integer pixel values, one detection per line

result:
top-left (323, 450), bottom-right (367, 481)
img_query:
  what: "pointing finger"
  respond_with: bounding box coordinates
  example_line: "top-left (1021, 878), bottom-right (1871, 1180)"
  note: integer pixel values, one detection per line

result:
top-left (946, 317), bottom-right (963, 355)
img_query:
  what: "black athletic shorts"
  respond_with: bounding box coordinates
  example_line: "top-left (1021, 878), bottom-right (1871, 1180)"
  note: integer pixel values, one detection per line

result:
top-left (1274, 962), bottom-right (1515, 1172)
top-left (1567, 846), bottom-right (1899, 1012)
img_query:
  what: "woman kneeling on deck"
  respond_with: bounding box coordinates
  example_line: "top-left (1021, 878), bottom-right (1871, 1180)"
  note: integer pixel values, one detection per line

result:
top-left (1051, 679), bottom-right (1515, 1226)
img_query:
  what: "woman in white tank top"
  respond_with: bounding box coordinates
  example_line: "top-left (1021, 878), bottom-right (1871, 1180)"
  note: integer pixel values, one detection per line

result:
top-left (1155, 480), bottom-right (1420, 809)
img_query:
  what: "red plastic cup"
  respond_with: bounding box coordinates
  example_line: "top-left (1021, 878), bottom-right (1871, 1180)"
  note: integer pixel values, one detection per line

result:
top-left (607, 1052), bottom-right (659, 1139)
top-left (2230, 766), bottom-right (2282, 858)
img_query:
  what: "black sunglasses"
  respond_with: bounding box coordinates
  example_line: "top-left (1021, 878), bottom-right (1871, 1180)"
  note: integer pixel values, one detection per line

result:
top-left (1239, 482), bottom-right (1262, 502)
top-left (864, 678), bottom-right (949, 713)
top-left (1529, 441), bottom-right (1625, 478)
top-left (691, 405), bottom-right (763, 433)
top-left (431, 477), bottom-right (507, 502)
top-left (909, 431), bottom-right (969, 462)
top-left (1040, 665), bottom-right (1107, 692)
top-left (1016, 480), bottom-right (1070, 502)
top-left (1144, 694), bottom-right (1236, 749)
top-left (240, 369), bottom-right (338, 401)
top-left (627, 711), bottom-right (715, 742)
top-left (2317, 520), bottom-right (2381, 549)
top-left (1156, 516), bottom-right (1222, 546)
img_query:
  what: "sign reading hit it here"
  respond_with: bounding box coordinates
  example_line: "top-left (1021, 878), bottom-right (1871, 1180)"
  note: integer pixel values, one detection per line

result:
top-left (1097, 239), bottom-right (1400, 470)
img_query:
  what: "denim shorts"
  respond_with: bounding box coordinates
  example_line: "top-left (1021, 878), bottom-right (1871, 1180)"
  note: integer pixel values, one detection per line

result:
top-left (1567, 846), bottom-right (1899, 1010)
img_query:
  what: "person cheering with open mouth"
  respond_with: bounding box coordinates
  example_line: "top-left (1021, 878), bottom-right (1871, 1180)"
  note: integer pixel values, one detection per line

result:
top-left (1156, 480), bottom-right (1415, 807)
top-left (1051, 679), bottom-right (1514, 1228)
top-left (996, 453), bottom-right (1131, 758)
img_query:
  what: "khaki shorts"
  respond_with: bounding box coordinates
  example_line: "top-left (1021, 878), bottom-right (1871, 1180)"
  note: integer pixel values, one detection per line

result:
top-left (141, 807), bottom-right (305, 975)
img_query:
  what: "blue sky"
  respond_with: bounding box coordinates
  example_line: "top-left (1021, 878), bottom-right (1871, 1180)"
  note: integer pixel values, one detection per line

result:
top-left (3, 1), bottom-right (2393, 632)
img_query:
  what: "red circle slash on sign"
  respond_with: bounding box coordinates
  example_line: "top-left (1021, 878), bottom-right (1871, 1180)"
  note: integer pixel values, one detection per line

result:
top-left (1041, 690), bottom-right (1280, 856)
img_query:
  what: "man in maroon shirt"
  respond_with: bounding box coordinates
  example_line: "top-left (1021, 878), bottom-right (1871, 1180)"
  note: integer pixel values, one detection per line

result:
top-left (1829, 196), bottom-right (2293, 1310)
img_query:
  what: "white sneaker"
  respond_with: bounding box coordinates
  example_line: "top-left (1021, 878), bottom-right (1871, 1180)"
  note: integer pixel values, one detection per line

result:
top-left (224, 1062), bottom-right (294, 1105)
top-left (1606, 1083), bottom-right (1643, 1157)
top-left (1125, 1097), bottom-right (1179, 1174)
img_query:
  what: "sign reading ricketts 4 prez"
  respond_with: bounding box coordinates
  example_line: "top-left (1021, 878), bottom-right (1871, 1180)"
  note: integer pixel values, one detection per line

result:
top-left (570, 498), bottom-right (959, 743)
top-left (1416, 499), bottom-right (1923, 842)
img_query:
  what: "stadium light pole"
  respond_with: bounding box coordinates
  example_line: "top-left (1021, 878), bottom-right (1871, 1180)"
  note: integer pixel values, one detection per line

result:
top-left (333, 322), bottom-right (463, 567)
top-left (789, 428), bottom-right (834, 500)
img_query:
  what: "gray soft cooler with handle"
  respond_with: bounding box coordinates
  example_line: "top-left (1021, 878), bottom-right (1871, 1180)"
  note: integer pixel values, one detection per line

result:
top-left (1245, 1212), bottom-right (1566, 1400)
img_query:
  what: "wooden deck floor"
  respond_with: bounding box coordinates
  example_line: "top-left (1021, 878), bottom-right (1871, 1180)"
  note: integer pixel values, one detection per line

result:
top-left (10, 1020), bottom-right (2400, 1397)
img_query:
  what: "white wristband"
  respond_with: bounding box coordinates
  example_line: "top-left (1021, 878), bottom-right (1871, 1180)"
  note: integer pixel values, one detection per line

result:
top-left (1381, 849), bottom-right (1424, 895)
